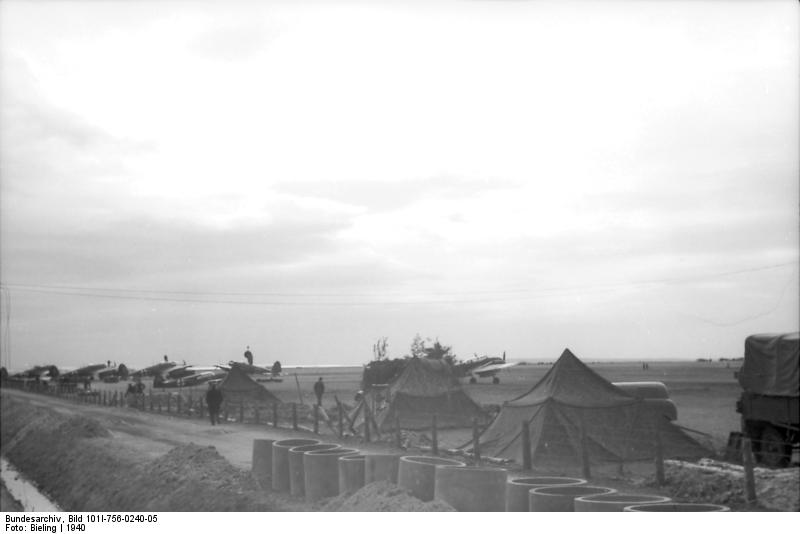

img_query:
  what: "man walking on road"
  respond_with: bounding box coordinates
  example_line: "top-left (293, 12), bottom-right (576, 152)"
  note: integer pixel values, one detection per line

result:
top-left (206, 382), bottom-right (223, 425)
top-left (313, 377), bottom-right (325, 406)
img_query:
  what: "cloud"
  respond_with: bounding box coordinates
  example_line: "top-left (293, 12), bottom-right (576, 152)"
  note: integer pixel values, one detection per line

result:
top-left (1, 214), bottom-right (352, 287)
top-left (0, 56), bottom-right (155, 202)
top-left (187, 22), bottom-right (271, 61)
top-left (274, 175), bottom-right (516, 213)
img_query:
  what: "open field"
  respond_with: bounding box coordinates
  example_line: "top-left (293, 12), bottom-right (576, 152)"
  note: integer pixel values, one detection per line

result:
top-left (87, 359), bottom-right (742, 452)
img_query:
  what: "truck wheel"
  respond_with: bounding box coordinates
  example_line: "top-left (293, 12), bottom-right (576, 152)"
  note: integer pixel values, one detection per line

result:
top-left (758, 426), bottom-right (790, 468)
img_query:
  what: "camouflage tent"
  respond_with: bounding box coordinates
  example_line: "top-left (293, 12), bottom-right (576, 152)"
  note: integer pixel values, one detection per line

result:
top-left (219, 365), bottom-right (279, 404)
top-left (352, 357), bottom-right (488, 432)
top-left (470, 349), bottom-right (710, 464)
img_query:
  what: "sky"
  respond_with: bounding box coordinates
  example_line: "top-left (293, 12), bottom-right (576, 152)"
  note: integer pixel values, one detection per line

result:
top-left (1, 0), bottom-right (798, 371)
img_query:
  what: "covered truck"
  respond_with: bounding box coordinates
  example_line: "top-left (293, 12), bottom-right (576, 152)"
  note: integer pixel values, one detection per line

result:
top-left (736, 332), bottom-right (799, 467)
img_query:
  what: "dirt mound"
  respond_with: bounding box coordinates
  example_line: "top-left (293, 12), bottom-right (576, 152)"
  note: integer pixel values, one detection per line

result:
top-left (129, 443), bottom-right (265, 511)
top-left (57, 416), bottom-right (112, 439)
top-left (1, 395), bottom-right (270, 511)
top-left (644, 459), bottom-right (799, 511)
top-left (322, 481), bottom-right (455, 512)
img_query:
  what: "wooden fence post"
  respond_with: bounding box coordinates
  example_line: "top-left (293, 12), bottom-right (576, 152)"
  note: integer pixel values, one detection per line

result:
top-left (742, 436), bottom-right (758, 505)
top-left (579, 412), bottom-right (591, 480)
top-left (338, 403), bottom-right (344, 438)
top-left (522, 420), bottom-right (532, 470)
top-left (432, 415), bottom-right (439, 455)
top-left (394, 415), bottom-right (402, 449)
top-left (149, 392), bottom-right (153, 411)
top-left (292, 403), bottom-right (298, 430)
top-left (472, 418), bottom-right (481, 465)
top-left (654, 420), bottom-right (665, 486)
top-left (364, 406), bottom-right (371, 443)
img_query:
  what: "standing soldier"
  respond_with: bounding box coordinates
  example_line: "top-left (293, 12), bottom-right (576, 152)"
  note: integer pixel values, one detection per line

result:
top-left (206, 382), bottom-right (223, 425)
top-left (244, 346), bottom-right (253, 366)
top-left (313, 377), bottom-right (325, 406)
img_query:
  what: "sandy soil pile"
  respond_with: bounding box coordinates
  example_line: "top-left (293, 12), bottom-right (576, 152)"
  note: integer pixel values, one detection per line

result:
top-left (57, 415), bottom-right (112, 439)
top-left (1, 396), bottom-right (269, 511)
top-left (124, 443), bottom-right (267, 511)
top-left (655, 459), bottom-right (799, 511)
top-left (322, 481), bottom-right (455, 512)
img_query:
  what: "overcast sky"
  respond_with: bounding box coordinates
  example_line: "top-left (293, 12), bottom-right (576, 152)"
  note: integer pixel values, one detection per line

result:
top-left (1, 0), bottom-right (797, 371)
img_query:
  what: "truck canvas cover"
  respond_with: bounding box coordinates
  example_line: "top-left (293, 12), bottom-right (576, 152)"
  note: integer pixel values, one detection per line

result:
top-left (739, 332), bottom-right (799, 397)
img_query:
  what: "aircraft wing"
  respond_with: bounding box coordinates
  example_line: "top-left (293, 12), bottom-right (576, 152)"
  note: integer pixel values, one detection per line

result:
top-left (472, 361), bottom-right (519, 378)
top-left (181, 369), bottom-right (226, 386)
top-left (229, 361), bottom-right (271, 374)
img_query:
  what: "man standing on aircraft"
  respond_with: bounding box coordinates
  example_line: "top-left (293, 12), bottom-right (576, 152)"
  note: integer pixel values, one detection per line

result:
top-left (206, 382), bottom-right (223, 425)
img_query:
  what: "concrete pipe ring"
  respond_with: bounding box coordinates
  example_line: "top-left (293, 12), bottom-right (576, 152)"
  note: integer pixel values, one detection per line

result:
top-left (338, 454), bottom-right (367, 495)
top-left (304, 448), bottom-right (359, 502)
top-left (271, 438), bottom-right (320, 492)
top-left (364, 454), bottom-right (402, 484)
top-left (434, 465), bottom-right (508, 512)
top-left (505, 476), bottom-right (586, 512)
top-left (289, 443), bottom-right (340, 497)
top-left (529, 485), bottom-right (616, 512)
top-left (397, 456), bottom-right (466, 502)
top-left (574, 493), bottom-right (671, 512)
top-left (624, 503), bottom-right (730, 512)
top-left (251, 439), bottom-right (275, 489)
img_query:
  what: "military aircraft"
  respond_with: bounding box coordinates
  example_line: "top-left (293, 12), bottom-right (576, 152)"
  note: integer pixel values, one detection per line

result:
top-left (153, 365), bottom-right (227, 388)
top-left (219, 361), bottom-right (282, 382)
top-left (455, 353), bottom-right (519, 384)
top-left (10, 365), bottom-right (60, 383)
top-left (130, 361), bottom-right (178, 379)
top-left (97, 364), bottom-right (129, 383)
top-left (59, 363), bottom-right (109, 382)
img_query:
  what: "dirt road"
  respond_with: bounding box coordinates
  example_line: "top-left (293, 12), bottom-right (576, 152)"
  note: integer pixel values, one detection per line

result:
top-left (6, 389), bottom-right (403, 467)
top-left (3, 389), bottom-right (794, 511)
top-left (0, 389), bottom-right (455, 511)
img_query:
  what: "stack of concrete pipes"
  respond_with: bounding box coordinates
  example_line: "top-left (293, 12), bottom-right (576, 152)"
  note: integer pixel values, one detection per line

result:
top-left (254, 441), bottom-right (727, 511)
top-left (255, 438), bottom-right (409, 503)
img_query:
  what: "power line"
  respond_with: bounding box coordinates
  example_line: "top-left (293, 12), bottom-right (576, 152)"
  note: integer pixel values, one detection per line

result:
top-left (0, 260), bottom-right (796, 307)
top-left (672, 270), bottom-right (798, 327)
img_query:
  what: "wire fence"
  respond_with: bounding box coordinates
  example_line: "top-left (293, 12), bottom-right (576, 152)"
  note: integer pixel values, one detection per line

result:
top-left (2, 377), bottom-right (794, 509)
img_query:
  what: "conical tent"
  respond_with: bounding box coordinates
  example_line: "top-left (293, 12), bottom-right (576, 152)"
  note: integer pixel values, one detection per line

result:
top-left (473, 349), bottom-right (709, 464)
top-left (353, 357), bottom-right (488, 432)
top-left (219, 365), bottom-right (279, 404)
